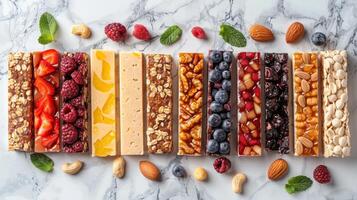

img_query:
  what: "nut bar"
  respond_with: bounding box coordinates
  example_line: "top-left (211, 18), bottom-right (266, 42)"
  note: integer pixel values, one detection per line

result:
top-left (321, 50), bottom-right (350, 157)
top-left (91, 50), bottom-right (118, 157)
top-left (146, 54), bottom-right (173, 154)
top-left (33, 49), bottom-right (60, 152)
top-left (178, 53), bottom-right (203, 156)
top-left (264, 53), bottom-right (290, 154)
top-left (60, 52), bottom-right (89, 153)
top-left (237, 52), bottom-right (262, 156)
top-left (8, 52), bottom-right (34, 151)
top-left (119, 52), bottom-right (144, 155)
top-left (207, 50), bottom-right (233, 155)
top-left (293, 52), bottom-right (320, 156)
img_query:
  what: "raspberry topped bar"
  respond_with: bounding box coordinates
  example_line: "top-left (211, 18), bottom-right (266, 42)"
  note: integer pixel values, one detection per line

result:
top-left (33, 49), bottom-right (60, 152)
top-left (237, 52), bottom-right (262, 156)
top-left (207, 50), bottom-right (233, 155)
top-left (91, 50), bottom-right (118, 157)
top-left (178, 53), bottom-right (204, 156)
top-left (264, 53), bottom-right (290, 154)
top-left (8, 52), bottom-right (34, 151)
top-left (60, 52), bottom-right (89, 153)
top-left (146, 54), bottom-right (173, 154)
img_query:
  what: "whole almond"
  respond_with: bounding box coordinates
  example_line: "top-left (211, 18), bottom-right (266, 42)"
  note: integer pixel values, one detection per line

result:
top-left (249, 24), bottom-right (274, 42)
top-left (286, 22), bottom-right (305, 43)
top-left (267, 159), bottom-right (289, 181)
top-left (139, 160), bottom-right (161, 181)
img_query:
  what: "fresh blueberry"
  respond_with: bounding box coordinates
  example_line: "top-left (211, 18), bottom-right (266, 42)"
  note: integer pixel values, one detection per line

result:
top-left (311, 32), bottom-right (326, 46)
top-left (208, 113), bottom-right (222, 127)
top-left (214, 89), bottom-right (228, 104)
top-left (210, 101), bottom-right (223, 113)
top-left (222, 80), bottom-right (231, 91)
top-left (218, 62), bottom-right (229, 71)
top-left (222, 70), bottom-right (231, 79)
top-left (226, 112), bottom-right (231, 119)
top-left (223, 51), bottom-right (232, 63)
top-left (212, 89), bottom-right (218, 97)
top-left (222, 119), bottom-right (232, 132)
top-left (207, 139), bottom-right (219, 153)
top-left (210, 51), bottom-right (223, 64)
top-left (213, 129), bottom-right (226, 142)
top-left (209, 70), bottom-right (222, 82)
top-left (219, 142), bottom-right (230, 154)
top-left (220, 113), bottom-right (227, 120)
top-left (172, 164), bottom-right (186, 178)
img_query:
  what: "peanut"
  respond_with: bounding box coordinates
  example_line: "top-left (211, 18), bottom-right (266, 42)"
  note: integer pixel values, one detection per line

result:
top-left (232, 173), bottom-right (247, 193)
top-left (112, 156), bottom-right (126, 178)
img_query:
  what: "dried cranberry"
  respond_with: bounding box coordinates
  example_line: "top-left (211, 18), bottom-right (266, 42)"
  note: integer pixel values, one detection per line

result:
top-left (213, 157), bottom-right (231, 173)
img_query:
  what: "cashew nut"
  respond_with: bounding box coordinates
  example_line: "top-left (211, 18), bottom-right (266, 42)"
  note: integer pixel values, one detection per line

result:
top-left (113, 156), bottom-right (125, 178)
top-left (62, 160), bottom-right (83, 175)
top-left (71, 24), bottom-right (91, 39)
top-left (232, 173), bottom-right (247, 193)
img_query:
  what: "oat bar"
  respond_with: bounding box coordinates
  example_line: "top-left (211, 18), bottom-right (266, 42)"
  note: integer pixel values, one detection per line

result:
top-left (178, 53), bottom-right (203, 156)
top-left (8, 52), bottom-right (34, 151)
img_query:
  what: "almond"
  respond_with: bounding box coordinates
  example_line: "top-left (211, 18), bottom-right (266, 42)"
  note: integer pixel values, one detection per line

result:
top-left (267, 159), bottom-right (289, 181)
top-left (139, 160), bottom-right (161, 181)
top-left (286, 22), bottom-right (305, 43)
top-left (249, 24), bottom-right (274, 42)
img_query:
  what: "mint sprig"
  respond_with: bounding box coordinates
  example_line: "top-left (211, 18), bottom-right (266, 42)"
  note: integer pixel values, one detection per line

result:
top-left (285, 175), bottom-right (313, 194)
top-left (219, 24), bottom-right (246, 47)
top-left (160, 25), bottom-right (182, 46)
top-left (30, 153), bottom-right (54, 172)
top-left (38, 12), bottom-right (58, 45)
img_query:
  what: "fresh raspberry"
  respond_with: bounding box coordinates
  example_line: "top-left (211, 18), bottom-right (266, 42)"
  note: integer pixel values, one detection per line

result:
top-left (61, 80), bottom-right (79, 100)
top-left (132, 24), bottom-right (151, 41)
top-left (73, 52), bottom-right (85, 64)
top-left (79, 63), bottom-right (88, 75)
top-left (60, 56), bottom-right (76, 74)
top-left (71, 70), bottom-right (84, 85)
top-left (69, 95), bottom-right (83, 107)
top-left (104, 23), bottom-right (127, 42)
top-left (191, 26), bottom-right (207, 39)
top-left (313, 165), bottom-right (331, 184)
top-left (74, 118), bottom-right (84, 129)
top-left (62, 123), bottom-right (78, 145)
top-left (213, 157), bottom-right (231, 174)
top-left (77, 106), bottom-right (86, 117)
top-left (61, 103), bottom-right (78, 123)
top-left (72, 141), bottom-right (84, 152)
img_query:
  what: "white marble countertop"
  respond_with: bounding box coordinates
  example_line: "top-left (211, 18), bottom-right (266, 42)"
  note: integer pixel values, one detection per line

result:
top-left (1, 0), bottom-right (357, 199)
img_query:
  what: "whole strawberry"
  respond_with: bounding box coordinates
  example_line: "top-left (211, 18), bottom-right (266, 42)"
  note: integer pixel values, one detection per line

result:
top-left (313, 165), bottom-right (331, 184)
top-left (132, 24), bottom-right (151, 41)
top-left (104, 23), bottom-right (127, 42)
top-left (191, 26), bottom-right (207, 39)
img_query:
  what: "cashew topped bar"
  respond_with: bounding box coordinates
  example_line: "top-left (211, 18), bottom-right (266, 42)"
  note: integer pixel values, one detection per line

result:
top-left (178, 53), bottom-right (203, 156)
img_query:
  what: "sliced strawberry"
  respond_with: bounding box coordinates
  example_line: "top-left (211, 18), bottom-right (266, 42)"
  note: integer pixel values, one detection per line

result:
top-left (53, 118), bottom-right (60, 135)
top-left (37, 112), bottom-right (54, 137)
top-left (37, 60), bottom-right (56, 77)
top-left (41, 133), bottom-right (59, 149)
top-left (34, 115), bottom-right (41, 130)
top-left (41, 49), bottom-right (59, 65)
top-left (42, 96), bottom-right (56, 115)
top-left (34, 77), bottom-right (55, 96)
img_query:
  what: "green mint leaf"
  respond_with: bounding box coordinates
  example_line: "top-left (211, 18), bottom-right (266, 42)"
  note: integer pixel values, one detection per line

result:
top-left (285, 175), bottom-right (313, 194)
top-left (38, 34), bottom-right (54, 45)
top-left (30, 153), bottom-right (54, 172)
top-left (38, 12), bottom-right (58, 45)
top-left (160, 25), bottom-right (182, 46)
top-left (219, 24), bottom-right (246, 47)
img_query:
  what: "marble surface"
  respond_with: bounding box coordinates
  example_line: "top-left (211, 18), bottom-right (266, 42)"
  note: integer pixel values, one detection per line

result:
top-left (1, 0), bottom-right (357, 199)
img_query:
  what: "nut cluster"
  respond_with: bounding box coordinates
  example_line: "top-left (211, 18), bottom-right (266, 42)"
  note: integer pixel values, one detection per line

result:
top-left (146, 54), bottom-right (173, 153)
top-left (293, 52), bottom-right (319, 156)
top-left (178, 53), bottom-right (203, 155)
top-left (321, 50), bottom-right (350, 157)
top-left (8, 52), bottom-right (33, 151)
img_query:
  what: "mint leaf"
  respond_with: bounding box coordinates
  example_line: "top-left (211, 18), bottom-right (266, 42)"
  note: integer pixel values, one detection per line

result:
top-left (285, 175), bottom-right (313, 194)
top-left (30, 153), bottom-right (54, 172)
top-left (219, 24), bottom-right (246, 47)
top-left (38, 12), bottom-right (58, 45)
top-left (160, 25), bottom-right (182, 46)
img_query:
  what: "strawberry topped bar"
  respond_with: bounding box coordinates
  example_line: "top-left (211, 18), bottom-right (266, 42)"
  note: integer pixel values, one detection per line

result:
top-left (60, 52), bottom-right (89, 153)
top-left (33, 49), bottom-right (60, 152)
